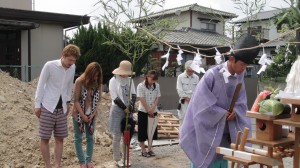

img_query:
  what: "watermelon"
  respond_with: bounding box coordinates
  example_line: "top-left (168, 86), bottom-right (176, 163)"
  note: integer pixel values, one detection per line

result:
top-left (258, 99), bottom-right (284, 116)
top-left (281, 103), bottom-right (291, 114)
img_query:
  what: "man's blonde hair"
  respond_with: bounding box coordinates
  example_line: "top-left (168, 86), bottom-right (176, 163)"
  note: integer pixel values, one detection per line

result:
top-left (62, 44), bottom-right (81, 59)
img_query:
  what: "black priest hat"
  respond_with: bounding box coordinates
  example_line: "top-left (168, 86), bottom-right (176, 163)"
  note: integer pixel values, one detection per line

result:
top-left (232, 33), bottom-right (260, 64)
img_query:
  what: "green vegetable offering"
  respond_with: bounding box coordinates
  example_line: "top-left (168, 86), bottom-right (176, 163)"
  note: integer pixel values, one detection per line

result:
top-left (259, 99), bottom-right (284, 116)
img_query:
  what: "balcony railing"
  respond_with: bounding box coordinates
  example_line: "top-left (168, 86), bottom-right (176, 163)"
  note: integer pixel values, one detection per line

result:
top-left (238, 28), bottom-right (270, 40)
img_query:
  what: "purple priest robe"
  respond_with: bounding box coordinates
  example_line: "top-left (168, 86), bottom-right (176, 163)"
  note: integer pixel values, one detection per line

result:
top-left (179, 63), bottom-right (251, 168)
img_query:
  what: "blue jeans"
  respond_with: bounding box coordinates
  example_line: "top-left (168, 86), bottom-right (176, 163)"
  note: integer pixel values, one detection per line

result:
top-left (72, 118), bottom-right (95, 164)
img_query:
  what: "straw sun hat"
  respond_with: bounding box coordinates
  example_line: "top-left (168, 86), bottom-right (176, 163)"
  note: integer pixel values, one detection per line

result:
top-left (112, 60), bottom-right (135, 75)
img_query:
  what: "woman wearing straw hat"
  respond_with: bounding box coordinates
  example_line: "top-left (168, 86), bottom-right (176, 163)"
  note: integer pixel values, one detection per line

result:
top-left (108, 60), bottom-right (136, 167)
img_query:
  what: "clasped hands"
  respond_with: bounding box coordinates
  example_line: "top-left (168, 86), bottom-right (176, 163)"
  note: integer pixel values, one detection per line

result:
top-left (147, 107), bottom-right (155, 118)
top-left (226, 111), bottom-right (236, 121)
top-left (81, 112), bottom-right (96, 123)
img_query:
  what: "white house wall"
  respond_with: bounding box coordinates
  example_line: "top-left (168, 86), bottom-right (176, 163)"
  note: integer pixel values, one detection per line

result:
top-left (21, 23), bottom-right (64, 81)
top-left (173, 11), bottom-right (225, 35)
top-left (0, 0), bottom-right (32, 10)
top-left (268, 23), bottom-right (279, 40)
top-left (239, 20), bottom-right (279, 40)
top-left (192, 13), bottom-right (224, 34)
top-left (174, 12), bottom-right (190, 30)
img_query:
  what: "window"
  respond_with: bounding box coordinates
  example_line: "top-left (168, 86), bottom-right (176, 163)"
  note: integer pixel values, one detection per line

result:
top-left (200, 22), bottom-right (216, 32)
top-left (270, 50), bottom-right (277, 57)
top-left (250, 26), bottom-right (262, 36)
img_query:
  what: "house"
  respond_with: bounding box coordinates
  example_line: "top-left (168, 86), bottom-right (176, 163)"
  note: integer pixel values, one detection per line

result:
top-left (130, 3), bottom-right (262, 110)
top-left (0, 0), bottom-right (90, 81)
top-left (132, 3), bottom-right (237, 74)
top-left (233, 9), bottom-right (287, 59)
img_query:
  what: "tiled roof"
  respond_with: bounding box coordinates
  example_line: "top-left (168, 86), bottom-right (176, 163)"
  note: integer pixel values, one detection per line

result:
top-left (234, 9), bottom-right (283, 23)
top-left (161, 28), bottom-right (232, 47)
top-left (134, 3), bottom-right (237, 22)
top-left (0, 7), bottom-right (90, 28)
top-left (263, 40), bottom-right (286, 48)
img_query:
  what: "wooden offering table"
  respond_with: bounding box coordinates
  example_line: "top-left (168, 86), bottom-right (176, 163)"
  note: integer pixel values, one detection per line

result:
top-left (273, 96), bottom-right (300, 168)
top-left (247, 136), bottom-right (294, 168)
top-left (246, 111), bottom-right (290, 141)
top-left (246, 111), bottom-right (294, 168)
top-left (218, 112), bottom-right (295, 167)
top-left (223, 155), bottom-right (258, 168)
top-left (217, 127), bottom-right (289, 167)
top-left (274, 119), bottom-right (300, 167)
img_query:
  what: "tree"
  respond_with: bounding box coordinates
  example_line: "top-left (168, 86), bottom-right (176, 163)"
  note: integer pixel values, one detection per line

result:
top-left (275, 0), bottom-right (300, 30)
top-left (275, 0), bottom-right (300, 54)
top-left (95, 0), bottom-right (180, 72)
top-left (95, 0), bottom-right (165, 166)
top-left (103, 27), bottom-right (155, 76)
top-left (263, 45), bottom-right (297, 81)
top-left (95, 0), bottom-right (165, 31)
top-left (233, 0), bottom-right (267, 39)
top-left (69, 22), bottom-right (155, 85)
top-left (70, 23), bottom-right (122, 84)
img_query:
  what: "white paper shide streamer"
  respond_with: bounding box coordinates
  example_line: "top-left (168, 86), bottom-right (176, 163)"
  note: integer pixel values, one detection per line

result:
top-left (257, 47), bottom-right (273, 75)
top-left (190, 49), bottom-right (206, 74)
top-left (161, 48), bottom-right (170, 71)
top-left (275, 56), bottom-right (300, 99)
top-left (176, 45), bottom-right (183, 65)
top-left (214, 47), bottom-right (223, 64)
top-left (229, 45), bottom-right (234, 53)
top-left (284, 43), bottom-right (292, 62)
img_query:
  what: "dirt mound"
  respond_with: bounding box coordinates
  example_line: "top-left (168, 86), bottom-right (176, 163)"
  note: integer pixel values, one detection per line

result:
top-left (0, 71), bottom-right (113, 167)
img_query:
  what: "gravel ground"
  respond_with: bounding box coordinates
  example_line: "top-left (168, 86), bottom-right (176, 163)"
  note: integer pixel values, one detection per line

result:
top-left (128, 142), bottom-right (293, 168)
top-left (110, 139), bottom-right (294, 168)
top-left (119, 118), bottom-right (295, 168)
top-left (129, 143), bottom-right (190, 168)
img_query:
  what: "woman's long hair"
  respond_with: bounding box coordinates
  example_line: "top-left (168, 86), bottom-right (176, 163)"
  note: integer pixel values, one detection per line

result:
top-left (145, 70), bottom-right (158, 90)
top-left (80, 62), bottom-right (103, 90)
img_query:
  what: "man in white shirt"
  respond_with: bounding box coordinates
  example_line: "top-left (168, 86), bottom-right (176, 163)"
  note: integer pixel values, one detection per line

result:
top-left (34, 44), bottom-right (80, 168)
top-left (176, 60), bottom-right (199, 125)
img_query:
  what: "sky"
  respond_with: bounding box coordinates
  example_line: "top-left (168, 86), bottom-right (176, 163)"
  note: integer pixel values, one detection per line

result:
top-left (33, 0), bottom-right (290, 36)
top-left (34, 0), bottom-right (289, 17)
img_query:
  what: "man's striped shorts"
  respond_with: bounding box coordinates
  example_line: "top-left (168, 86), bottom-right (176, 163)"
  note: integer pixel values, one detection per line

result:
top-left (39, 106), bottom-right (68, 139)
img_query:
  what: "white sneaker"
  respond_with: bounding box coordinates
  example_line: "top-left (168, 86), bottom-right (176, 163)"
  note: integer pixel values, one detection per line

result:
top-left (117, 160), bottom-right (124, 167)
top-left (117, 160), bottom-right (131, 167)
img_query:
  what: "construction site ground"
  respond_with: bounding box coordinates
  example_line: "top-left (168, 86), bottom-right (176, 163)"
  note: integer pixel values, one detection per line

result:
top-left (0, 71), bottom-right (294, 168)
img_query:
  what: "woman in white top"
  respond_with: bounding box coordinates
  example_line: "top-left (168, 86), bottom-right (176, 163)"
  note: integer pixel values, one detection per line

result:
top-left (137, 70), bottom-right (161, 157)
top-left (108, 60), bottom-right (136, 167)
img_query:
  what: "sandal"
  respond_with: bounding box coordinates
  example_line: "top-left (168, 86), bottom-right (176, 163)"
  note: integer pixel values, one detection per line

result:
top-left (80, 164), bottom-right (87, 168)
top-left (141, 151), bottom-right (149, 157)
top-left (86, 163), bottom-right (94, 168)
top-left (148, 150), bottom-right (156, 156)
